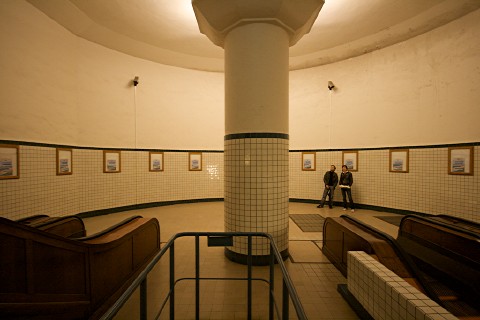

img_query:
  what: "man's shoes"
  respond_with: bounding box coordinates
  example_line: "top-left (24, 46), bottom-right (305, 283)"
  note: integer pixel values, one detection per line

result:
top-left (317, 205), bottom-right (323, 208)
top-left (343, 208), bottom-right (347, 211)
top-left (329, 206), bottom-right (333, 209)
top-left (351, 209), bottom-right (355, 213)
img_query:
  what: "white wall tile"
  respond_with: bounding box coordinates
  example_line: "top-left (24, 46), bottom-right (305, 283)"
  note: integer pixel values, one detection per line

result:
top-left (290, 146), bottom-right (479, 222)
top-left (348, 251), bottom-right (459, 320)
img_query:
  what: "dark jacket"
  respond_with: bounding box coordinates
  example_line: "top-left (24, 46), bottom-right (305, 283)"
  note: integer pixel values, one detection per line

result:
top-left (339, 171), bottom-right (353, 186)
top-left (323, 171), bottom-right (338, 188)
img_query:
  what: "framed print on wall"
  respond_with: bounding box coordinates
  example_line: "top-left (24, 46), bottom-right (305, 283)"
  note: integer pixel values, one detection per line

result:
top-left (103, 150), bottom-right (121, 173)
top-left (149, 152), bottom-right (164, 172)
top-left (0, 144), bottom-right (19, 179)
top-left (342, 151), bottom-right (358, 171)
top-left (302, 152), bottom-right (316, 171)
top-left (448, 146), bottom-right (474, 175)
top-left (56, 148), bottom-right (73, 175)
top-left (189, 152), bottom-right (202, 171)
top-left (389, 149), bottom-right (409, 173)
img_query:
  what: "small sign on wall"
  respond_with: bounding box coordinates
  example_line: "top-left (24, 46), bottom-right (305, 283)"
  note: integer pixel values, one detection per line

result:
top-left (389, 149), bottom-right (409, 173)
top-left (149, 152), bottom-right (164, 172)
top-left (342, 151), bottom-right (358, 172)
top-left (0, 144), bottom-right (19, 179)
top-left (189, 152), bottom-right (202, 171)
top-left (56, 148), bottom-right (73, 175)
top-left (302, 152), bottom-right (316, 171)
top-left (103, 150), bottom-right (121, 173)
top-left (448, 146), bottom-right (473, 175)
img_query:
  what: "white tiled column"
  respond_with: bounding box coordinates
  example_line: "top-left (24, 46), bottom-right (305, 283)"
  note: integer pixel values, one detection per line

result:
top-left (193, 0), bottom-right (324, 264)
top-left (224, 136), bottom-right (289, 259)
top-left (222, 21), bottom-right (291, 262)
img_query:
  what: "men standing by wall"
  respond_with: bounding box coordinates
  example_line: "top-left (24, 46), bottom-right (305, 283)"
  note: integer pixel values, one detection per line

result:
top-left (317, 165), bottom-right (338, 209)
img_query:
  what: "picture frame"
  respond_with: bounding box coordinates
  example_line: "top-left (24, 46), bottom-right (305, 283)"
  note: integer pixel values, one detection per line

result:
top-left (0, 144), bottom-right (19, 179)
top-left (448, 146), bottom-right (474, 175)
top-left (189, 152), bottom-right (202, 171)
top-left (301, 152), bottom-right (316, 171)
top-left (149, 152), bottom-right (164, 172)
top-left (103, 150), bottom-right (121, 173)
top-left (389, 149), bottom-right (409, 173)
top-left (56, 148), bottom-right (73, 175)
top-left (342, 151), bottom-right (358, 172)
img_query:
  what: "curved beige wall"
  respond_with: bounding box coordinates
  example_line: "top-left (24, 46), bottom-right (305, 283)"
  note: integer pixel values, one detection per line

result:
top-left (1, 1), bottom-right (478, 150)
top-left (290, 8), bottom-right (480, 150)
top-left (0, 0), bottom-right (224, 150)
top-left (0, 1), bottom-right (478, 223)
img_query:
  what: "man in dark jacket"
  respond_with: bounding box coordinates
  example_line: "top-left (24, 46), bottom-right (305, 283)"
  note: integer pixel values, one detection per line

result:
top-left (317, 165), bottom-right (338, 209)
top-left (339, 165), bottom-right (355, 212)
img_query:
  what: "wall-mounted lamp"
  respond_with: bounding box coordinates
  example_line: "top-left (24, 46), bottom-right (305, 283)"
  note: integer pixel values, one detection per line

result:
top-left (133, 76), bottom-right (139, 87)
top-left (328, 81), bottom-right (335, 91)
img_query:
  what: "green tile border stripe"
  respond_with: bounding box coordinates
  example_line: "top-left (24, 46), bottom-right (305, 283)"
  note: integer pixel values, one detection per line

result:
top-left (289, 198), bottom-right (431, 217)
top-left (1, 139), bottom-right (477, 153)
top-left (76, 197), bottom-right (435, 220)
top-left (76, 198), bottom-right (224, 219)
top-left (290, 141), bottom-right (480, 152)
top-left (224, 132), bottom-right (289, 140)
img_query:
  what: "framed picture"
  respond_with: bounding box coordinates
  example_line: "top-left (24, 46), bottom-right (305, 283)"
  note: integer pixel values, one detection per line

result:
top-left (189, 152), bottom-right (202, 171)
top-left (0, 144), bottom-right (19, 179)
top-left (56, 148), bottom-right (73, 175)
top-left (448, 146), bottom-right (474, 175)
top-left (103, 150), bottom-right (121, 173)
top-left (302, 152), bottom-right (316, 171)
top-left (389, 149), bottom-right (409, 173)
top-left (149, 152), bottom-right (164, 172)
top-left (342, 151), bottom-right (358, 172)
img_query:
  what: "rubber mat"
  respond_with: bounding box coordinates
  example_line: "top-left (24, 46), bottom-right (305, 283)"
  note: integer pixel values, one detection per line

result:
top-left (289, 214), bottom-right (325, 232)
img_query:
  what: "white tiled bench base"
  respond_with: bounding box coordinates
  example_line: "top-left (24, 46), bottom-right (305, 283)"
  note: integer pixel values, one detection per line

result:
top-left (347, 251), bottom-right (458, 320)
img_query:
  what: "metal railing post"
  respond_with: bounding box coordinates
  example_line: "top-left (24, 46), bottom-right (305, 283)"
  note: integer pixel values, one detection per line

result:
top-left (99, 231), bottom-right (308, 320)
top-left (195, 235), bottom-right (200, 320)
top-left (269, 244), bottom-right (274, 320)
top-left (170, 242), bottom-right (175, 320)
top-left (247, 235), bottom-right (252, 320)
top-left (140, 279), bottom-right (147, 320)
top-left (282, 279), bottom-right (289, 320)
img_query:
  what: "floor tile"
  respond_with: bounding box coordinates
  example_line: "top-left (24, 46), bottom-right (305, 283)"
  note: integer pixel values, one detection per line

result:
top-left (83, 202), bottom-right (400, 319)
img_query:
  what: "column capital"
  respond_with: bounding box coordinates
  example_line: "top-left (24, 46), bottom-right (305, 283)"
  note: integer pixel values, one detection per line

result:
top-left (192, 0), bottom-right (324, 47)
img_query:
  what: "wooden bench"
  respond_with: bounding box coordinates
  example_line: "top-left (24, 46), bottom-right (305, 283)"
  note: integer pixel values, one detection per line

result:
top-left (0, 215), bottom-right (160, 320)
top-left (323, 214), bottom-right (480, 318)
top-left (397, 215), bottom-right (480, 317)
top-left (17, 215), bottom-right (86, 238)
top-left (322, 216), bottom-right (419, 288)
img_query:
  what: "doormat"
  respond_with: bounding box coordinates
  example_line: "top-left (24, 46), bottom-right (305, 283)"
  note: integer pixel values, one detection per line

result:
top-left (374, 215), bottom-right (403, 227)
top-left (290, 214), bottom-right (325, 232)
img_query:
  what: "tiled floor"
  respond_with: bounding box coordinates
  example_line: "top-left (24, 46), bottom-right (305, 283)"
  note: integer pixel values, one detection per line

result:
top-left (83, 202), bottom-right (401, 320)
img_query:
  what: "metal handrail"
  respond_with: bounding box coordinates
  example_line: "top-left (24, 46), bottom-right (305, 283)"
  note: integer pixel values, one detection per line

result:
top-left (99, 231), bottom-right (307, 320)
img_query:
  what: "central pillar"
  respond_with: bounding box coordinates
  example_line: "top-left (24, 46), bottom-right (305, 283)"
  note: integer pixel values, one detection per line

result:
top-left (193, 0), bottom-right (324, 265)
top-left (224, 22), bottom-right (290, 264)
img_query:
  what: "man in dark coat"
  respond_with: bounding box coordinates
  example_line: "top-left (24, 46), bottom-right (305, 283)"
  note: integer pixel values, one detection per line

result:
top-left (339, 164), bottom-right (355, 212)
top-left (317, 165), bottom-right (338, 209)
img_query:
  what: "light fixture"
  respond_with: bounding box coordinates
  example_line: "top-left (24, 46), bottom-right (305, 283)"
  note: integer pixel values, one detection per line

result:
top-left (328, 81), bottom-right (335, 90)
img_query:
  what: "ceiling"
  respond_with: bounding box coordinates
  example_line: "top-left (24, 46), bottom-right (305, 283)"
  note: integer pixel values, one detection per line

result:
top-left (27, 0), bottom-right (480, 72)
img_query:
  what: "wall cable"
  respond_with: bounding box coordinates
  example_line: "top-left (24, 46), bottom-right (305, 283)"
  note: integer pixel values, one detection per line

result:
top-left (328, 89), bottom-right (332, 149)
top-left (134, 85), bottom-right (138, 206)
